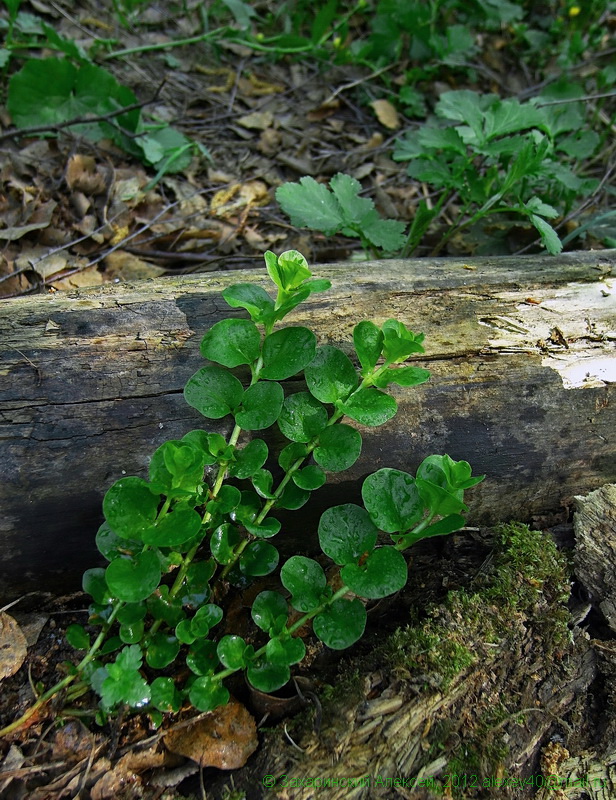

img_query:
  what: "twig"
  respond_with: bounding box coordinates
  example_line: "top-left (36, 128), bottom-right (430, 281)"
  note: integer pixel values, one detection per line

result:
top-left (0, 83), bottom-right (165, 144)
top-left (323, 64), bottom-right (396, 106)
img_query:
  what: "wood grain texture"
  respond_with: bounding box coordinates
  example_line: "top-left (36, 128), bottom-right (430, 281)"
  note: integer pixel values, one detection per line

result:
top-left (1, 250), bottom-right (615, 598)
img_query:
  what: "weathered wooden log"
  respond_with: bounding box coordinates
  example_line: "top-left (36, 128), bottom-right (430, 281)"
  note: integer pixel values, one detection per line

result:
top-left (1, 250), bottom-right (615, 599)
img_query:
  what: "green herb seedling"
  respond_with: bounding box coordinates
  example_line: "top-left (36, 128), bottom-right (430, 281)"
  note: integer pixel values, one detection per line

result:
top-left (0, 249), bottom-right (483, 735)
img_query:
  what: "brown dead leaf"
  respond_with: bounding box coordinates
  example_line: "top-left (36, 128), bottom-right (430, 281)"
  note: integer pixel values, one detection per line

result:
top-left (0, 611), bottom-right (27, 679)
top-left (51, 266), bottom-right (104, 290)
top-left (307, 99), bottom-right (340, 121)
top-left (237, 110), bottom-right (275, 130)
top-left (164, 699), bottom-right (258, 769)
top-left (103, 251), bottom-right (166, 281)
top-left (370, 98), bottom-right (400, 130)
top-left (16, 247), bottom-right (68, 280)
top-left (65, 155), bottom-right (108, 195)
top-left (211, 181), bottom-right (269, 219)
top-left (0, 199), bottom-right (57, 241)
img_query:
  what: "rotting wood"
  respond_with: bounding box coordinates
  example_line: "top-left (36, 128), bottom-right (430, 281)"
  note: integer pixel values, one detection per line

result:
top-left (0, 250), bottom-right (615, 598)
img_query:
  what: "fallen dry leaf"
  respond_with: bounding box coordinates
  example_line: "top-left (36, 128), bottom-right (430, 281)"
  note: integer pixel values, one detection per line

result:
top-left (164, 699), bottom-right (258, 769)
top-left (103, 250), bottom-right (166, 281)
top-left (0, 199), bottom-right (57, 242)
top-left (65, 154), bottom-right (108, 195)
top-left (370, 98), bottom-right (400, 130)
top-left (0, 611), bottom-right (27, 679)
top-left (211, 180), bottom-right (269, 219)
top-left (237, 110), bottom-right (275, 130)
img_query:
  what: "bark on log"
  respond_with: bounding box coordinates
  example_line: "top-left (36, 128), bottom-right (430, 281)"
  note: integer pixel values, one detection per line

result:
top-left (1, 250), bottom-right (615, 598)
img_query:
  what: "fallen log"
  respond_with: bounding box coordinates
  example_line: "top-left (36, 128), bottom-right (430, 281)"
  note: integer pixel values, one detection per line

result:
top-left (1, 250), bottom-right (615, 598)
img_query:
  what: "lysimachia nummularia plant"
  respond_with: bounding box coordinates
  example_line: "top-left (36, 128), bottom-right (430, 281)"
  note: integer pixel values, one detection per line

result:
top-left (0, 250), bottom-right (483, 735)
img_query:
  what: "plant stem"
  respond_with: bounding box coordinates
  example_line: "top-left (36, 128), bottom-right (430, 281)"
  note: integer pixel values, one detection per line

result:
top-left (0, 602), bottom-right (122, 738)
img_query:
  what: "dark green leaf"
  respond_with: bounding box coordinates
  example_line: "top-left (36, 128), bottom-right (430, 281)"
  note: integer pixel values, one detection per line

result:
top-left (244, 517), bottom-right (281, 538)
top-left (313, 424), bottom-right (362, 472)
top-left (304, 345), bottom-right (358, 403)
top-left (181, 560), bottom-right (214, 607)
top-left (103, 477), bottom-right (159, 540)
top-left (353, 320), bottom-right (383, 374)
top-left (293, 465), bottom-right (326, 491)
top-left (235, 380), bottom-right (284, 430)
top-left (276, 481), bottom-right (311, 510)
top-left (260, 327), bottom-right (317, 380)
top-left (265, 636), bottom-right (306, 666)
top-left (341, 547), bottom-right (407, 599)
top-left (150, 677), bottom-right (181, 712)
top-left (146, 633), bottom-right (180, 669)
top-left (95, 523), bottom-right (140, 562)
top-left (190, 604), bottom-right (223, 637)
top-left (119, 620), bottom-right (144, 644)
top-left (146, 586), bottom-right (184, 626)
top-left (381, 320), bottom-right (425, 362)
top-left (313, 598), bottom-right (366, 650)
top-left (239, 541), bottom-right (279, 576)
top-left (142, 504), bottom-right (202, 548)
top-left (278, 441), bottom-right (309, 471)
top-left (362, 469), bottom-right (425, 533)
top-left (251, 468), bottom-right (275, 499)
top-left (66, 623), bottom-right (90, 650)
top-left (210, 523), bottom-right (242, 564)
top-left (318, 504), bottom-right (378, 565)
top-left (186, 639), bottom-right (219, 675)
top-left (276, 178), bottom-right (345, 236)
top-left (189, 676), bottom-right (230, 711)
top-left (175, 619), bottom-right (197, 644)
top-left (280, 555), bottom-right (326, 612)
top-left (117, 603), bottom-right (147, 625)
top-left (228, 439), bottom-right (268, 479)
top-left (105, 551), bottom-right (161, 603)
top-left (217, 635), bottom-right (253, 669)
top-left (339, 388), bottom-right (397, 426)
top-left (246, 659), bottom-right (290, 693)
top-left (278, 392), bottom-right (329, 443)
top-left (83, 567), bottom-right (113, 604)
top-left (184, 366), bottom-right (243, 419)
top-left (200, 318), bottom-right (261, 367)
top-left (251, 591), bottom-right (288, 633)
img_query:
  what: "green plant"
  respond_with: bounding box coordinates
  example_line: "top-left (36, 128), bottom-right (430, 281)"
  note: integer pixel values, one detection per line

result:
top-left (276, 173), bottom-right (407, 256)
top-left (0, 250), bottom-right (483, 735)
top-left (393, 87), bottom-right (602, 255)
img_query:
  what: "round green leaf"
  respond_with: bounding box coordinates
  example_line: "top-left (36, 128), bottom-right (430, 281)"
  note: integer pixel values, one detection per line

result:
top-left (246, 660), bottom-right (290, 693)
top-left (222, 283), bottom-right (275, 324)
top-left (252, 591), bottom-right (288, 633)
top-left (235, 381), bottom-right (284, 430)
top-left (278, 441), bottom-right (309, 471)
top-left (354, 320), bottom-right (383, 374)
top-left (119, 620), bottom-right (145, 644)
top-left (189, 676), bottom-right (230, 712)
top-left (83, 567), bottom-right (113, 604)
top-left (313, 598), bottom-right (366, 650)
top-left (95, 522), bottom-right (140, 562)
top-left (190, 604), bottom-right (223, 637)
top-left (146, 585), bottom-right (184, 626)
top-left (341, 547), bottom-right (408, 599)
top-left (200, 318), bottom-right (261, 367)
top-left (260, 327), bottom-right (317, 380)
top-left (304, 345), bottom-right (358, 403)
top-left (117, 603), bottom-right (147, 625)
top-left (318, 504), bottom-right (378, 565)
top-left (217, 635), bottom-right (252, 669)
top-left (149, 439), bottom-right (210, 492)
top-left (278, 391), bottom-right (329, 443)
top-left (186, 639), bottom-right (218, 675)
top-left (244, 517), bottom-right (281, 539)
top-left (175, 619), bottom-right (197, 644)
top-left (183, 365), bottom-right (243, 419)
top-left (228, 438), bottom-right (268, 479)
top-left (103, 477), bottom-right (160, 540)
top-left (181, 560), bottom-right (215, 607)
top-left (146, 633), bottom-right (180, 669)
top-left (251, 468), bottom-right (275, 499)
top-left (293, 465), bottom-right (326, 491)
top-left (362, 468), bottom-right (424, 533)
top-left (210, 523), bottom-right (242, 564)
top-left (280, 556), bottom-right (326, 612)
top-left (142, 504), bottom-right (202, 548)
top-left (265, 636), bottom-right (306, 666)
top-left (105, 551), bottom-right (161, 603)
top-left (66, 623), bottom-right (90, 650)
top-left (340, 388), bottom-right (397, 427)
top-left (313, 424), bottom-right (362, 472)
top-left (276, 481), bottom-right (311, 510)
top-left (150, 676), bottom-right (181, 712)
top-left (239, 541), bottom-right (279, 576)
